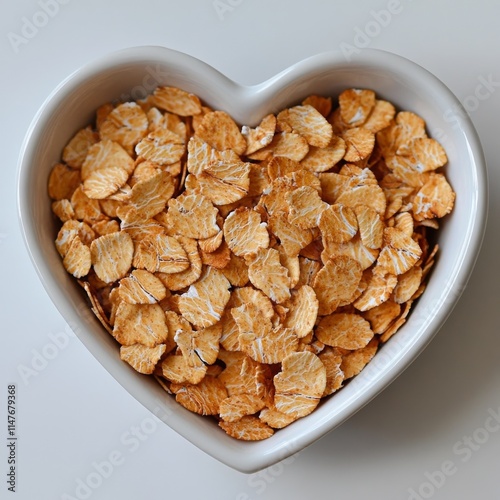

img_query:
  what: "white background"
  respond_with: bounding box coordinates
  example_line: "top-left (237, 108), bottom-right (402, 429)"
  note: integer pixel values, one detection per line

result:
top-left (1, 1), bottom-right (499, 499)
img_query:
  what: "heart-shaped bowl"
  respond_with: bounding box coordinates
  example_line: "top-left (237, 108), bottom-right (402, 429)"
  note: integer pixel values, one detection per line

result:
top-left (18, 46), bottom-right (487, 473)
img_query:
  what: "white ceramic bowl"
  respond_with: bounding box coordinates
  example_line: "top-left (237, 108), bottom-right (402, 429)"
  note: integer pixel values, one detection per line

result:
top-left (17, 46), bottom-right (487, 473)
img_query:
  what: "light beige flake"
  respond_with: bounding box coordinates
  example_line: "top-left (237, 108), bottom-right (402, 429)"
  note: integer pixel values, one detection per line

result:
top-left (319, 204), bottom-right (358, 245)
top-left (341, 338), bottom-right (379, 380)
top-left (234, 303), bottom-right (298, 364)
top-left (353, 271), bottom-right (398, 311)
top-left (268, 212), bottom-right (314, 257)
top-left (159, 353), bottom-right (206, 385)
top-left (127, 170), bottom-right (175, 219)
top-left (376, 227), bottom-right (422, 275)
top-left (302, 95), bottom-right (332, 117)
top-left (113, 302), bottom-right (169, 347)
top-left (397, 137), bottom-right (447, 172)
top-left (62, 235), bottom-right (91, 278)
top-left (99, 102), bottom-right (148, 155)
top-left (268, 131), bottom-right (310, 161)
top-left (196, 110), bottom-right (246, 155)
top-left (135, 127), bottom-right (185, 165)
top-left (220, 252), bottom-right (249, 287)
top-left (338, 88), bottom-right (376, 127)
top-left (318, 347), bottom-right (344, 396)
top-left (277, 105), bottom-right (333, 148)
top-left (223, 208), bottom-right (269, 257)
top-left (62, 126), bottom-right (99, 169)
top-left (133, 232), bottom-right (189, 274)
top-left (286, 186), bottom-right (328, 229)
top-left (392, 266), bottom-right (423, 303)
top-left (219, 394), bottom-right (266, 422)
top-left (176, 322), bottom-right (222, 367)
top-left (266, 156), bottom-right (301, 181)
top-left (52, 199), bottom-right (75, 222)
top-left (322, 234), bottom-right (379, 271)
top-left (48, 163), bottom-right (82, 201)
top-left (247, 247), bottom-right (291, 303)
top-left (166, 193), bottom-right (219, 239)
top-left (273, 351), bottom-right (326, 418)
top-left (334, 178), bottom-right (387, 215)
top-left (316, 313), bottom-right (373, 349)
top-left (342, 127), bottom-right (375, 162)
top-left (242, 113), bottom-right (276, 155)
top-left (91, 219), bottom-right (120, 237)
top-left (354, 205), bottom-right (384, 249)
top-left (283, 285), bottom-right (318, 338)
top-left (156, 236), bottom-right (202, 290)
top-left (171, 376), bottom-right (228, 415)
top-left (152, 86), bottom-right (202, 116)
top-left (120, 343), bottom-right (166, 374)
top-left (219, 415), bottom-right (274, 441)
top-left (119, 269), bottom-right (167, 304)
top-left (187, 136), bottom-right (241, 175)
top-left (362, 100), bottom-right (396, 133)
top-left (412, 173), bottom-right (455, 221)
top-left (55, 220), bottom-right (95, 256)
top-left (178, 267), bottom-right (231, 327)
top-left (363, 300), bottom-right (401, 334)
top-left (90, 231), bottom-right (134, 283)
top-left (259, 407), bottom-right (297, 429)
top-left (312, 255), bottom-right (362, 315)
top-left (196, 160), bottom-right (251, 205)
top-left (300, 135), bottom-right (346, 173)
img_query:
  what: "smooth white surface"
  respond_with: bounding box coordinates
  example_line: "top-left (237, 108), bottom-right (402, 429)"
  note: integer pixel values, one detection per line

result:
top-left (1, 0), bottom-right (499, 498)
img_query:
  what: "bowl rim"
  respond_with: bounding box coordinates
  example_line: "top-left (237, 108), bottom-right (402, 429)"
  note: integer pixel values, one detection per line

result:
top-left (17, 46), bottom-right (488, 473)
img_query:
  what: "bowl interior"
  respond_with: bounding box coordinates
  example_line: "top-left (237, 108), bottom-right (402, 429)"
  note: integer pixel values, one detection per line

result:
top-left (18, 47), bottom-right (487, 472)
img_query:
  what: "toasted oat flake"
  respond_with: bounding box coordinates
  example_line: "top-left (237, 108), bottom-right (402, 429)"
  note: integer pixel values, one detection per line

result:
top-left (413, 173), bottom-right (455, 221)
top-left (223, 208), bottom-right (269, 257)
top-left (172, 376), bottom-right (228, 416)
top-left (286, 186), bottom-right (328, 229)
top-left (166, 193), bottom-right (219, 239)
top-left (248, 247), bottom-right (291, 304)
top-left (274, 351), bottom-right (326, 418)
top-left (119, 269), bottom-right (167, 304)
top-left (135, 127), bottom-right (185, 165)
top-left (90, 231), bottom-right (134, 283)
top-left (120, 343), bottom-right (166, 374)
top-left (242, 113), bottom-right (276, 155)
top-left (62, 126), bottom-right (99, 169)
top-left (113, 302), bottom-right (169, 347)
top-left (354, 272), bottom-right (398, 311)
top-left (63, 236), bottom-right (91, 278)
top-left (319, 204), bottom-right (358, 245)
top-left (339, 88), bottom-right (376, 127)
top-left (377, 227), bottom-right (422, 275)
top-left (259, 407), bottom-right (297, 429)
top-left (133, 233), bottom-right (189, 274)
top-left (196, 110), bottom-right (247, 155)
top-left (219, 415), bottom-right (274, 440)
top-left (342, 127), bottom-right (375, 162)
top-left (316, 313), bottom-right (373, 349)
top-left (318, 347), bottom-right (344, 396)
top-left (99, 102), bottom-right (148, 155)
top-left (300, 135), bottom-right (346, 173)
top-left (152, 86), bottom-right (202, 116)
top-left (219, 394), bottom-right (266, 422)
top-left (48, 163), bottom-right (81, 201)
top-left (277, 105), bottom-right (333, 148)
top-left (178, 267), bottom-right (231, 327)
top-left (313, 255), bottom-right (362, 315)
top-left (195, 160), bottom-right (251, 205)
top-left (341, 338), bottom-right (379, 379)
top-left (283, 285), bottom-right (318, 338)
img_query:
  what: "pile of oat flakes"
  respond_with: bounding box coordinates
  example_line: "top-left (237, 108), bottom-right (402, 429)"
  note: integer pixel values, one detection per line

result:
top-left (48, 86), bottom-right (454, 440)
